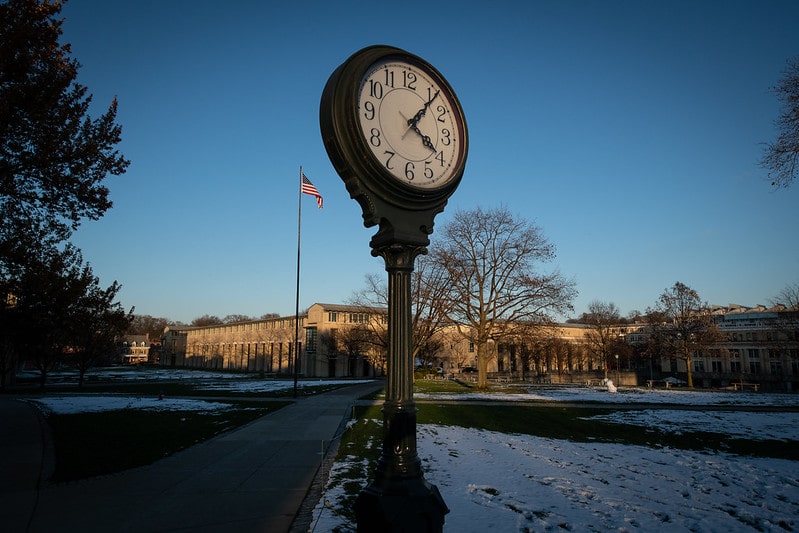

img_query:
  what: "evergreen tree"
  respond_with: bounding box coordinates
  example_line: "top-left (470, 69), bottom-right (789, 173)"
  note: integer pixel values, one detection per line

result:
top-left (1, 0), bottom-right (130, 384)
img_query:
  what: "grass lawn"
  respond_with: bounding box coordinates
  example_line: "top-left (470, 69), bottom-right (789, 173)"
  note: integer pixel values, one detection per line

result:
top-left (17, 380), bottom-right (356, 398)
top-left (47, 400), bottom-right (290, 482)
top-left (322, 379), bottom-right (796, 525)
top-left (19, 368), bottom-right (366, 482)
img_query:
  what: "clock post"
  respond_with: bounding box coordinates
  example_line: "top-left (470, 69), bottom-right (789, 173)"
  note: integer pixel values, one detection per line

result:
top-left (320, 46), bottom-right (468, 532)
top-left (357, 225), bottom-right (448, 532)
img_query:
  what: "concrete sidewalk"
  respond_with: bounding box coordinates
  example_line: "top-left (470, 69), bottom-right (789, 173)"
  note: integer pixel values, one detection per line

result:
top-left (1, 380), bottom-right (384, 532)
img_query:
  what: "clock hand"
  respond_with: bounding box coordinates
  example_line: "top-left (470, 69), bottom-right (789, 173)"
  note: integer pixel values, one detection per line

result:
top-left (399, 110), bottom-right (416, 139)
top-left (407, 90), bottom-right (440, 129)
top-left (411, 124), bottom-right (437, 152)
top-left (400, 110), bottom-right (436, 151)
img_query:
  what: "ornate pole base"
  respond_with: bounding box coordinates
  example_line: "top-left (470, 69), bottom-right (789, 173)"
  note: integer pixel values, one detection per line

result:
top-left (354, 476), bottom-right (449, 533)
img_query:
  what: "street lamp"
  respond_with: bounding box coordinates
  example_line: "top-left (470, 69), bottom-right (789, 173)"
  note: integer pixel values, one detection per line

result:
top-left (614, 353), bottom-right (620, 386)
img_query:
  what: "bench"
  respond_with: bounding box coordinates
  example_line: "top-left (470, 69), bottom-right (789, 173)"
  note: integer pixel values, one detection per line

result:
top-left (733, 382), bottom-right (759, 392)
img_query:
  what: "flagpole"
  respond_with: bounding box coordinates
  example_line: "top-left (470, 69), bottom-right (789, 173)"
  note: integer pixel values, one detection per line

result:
top-left (293, 165), bottom-right (302, 398)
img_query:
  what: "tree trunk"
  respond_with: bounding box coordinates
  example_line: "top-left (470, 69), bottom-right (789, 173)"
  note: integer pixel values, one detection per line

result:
top-left (477, 342), bottom-right (489, 389)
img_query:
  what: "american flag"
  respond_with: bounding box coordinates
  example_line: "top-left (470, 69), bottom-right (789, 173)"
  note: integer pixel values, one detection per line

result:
top-left (301, 173), bottom-right (323, 209)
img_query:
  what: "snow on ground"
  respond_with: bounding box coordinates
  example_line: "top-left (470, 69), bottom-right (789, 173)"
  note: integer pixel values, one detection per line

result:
top-left (16, 367), bottom-right (255, 383)
top-left (588, 410), bottom-right (799, 441)
top-left (16, 368), bottom-right (799, 531)
top-left (18, 366), bottom-right (373, 396)
top-left (18, 367), bottom-right (373, 413)
top-left (198, 378), bottom-right (373, 393)
top-left (416, 385), bottom-right (799, 406)
top-left (312, 387), bottom-right (799, 533)
top-left (27, 395), bottom-right (232, 415)
top-left (414, 425), bottom-right (799, 532)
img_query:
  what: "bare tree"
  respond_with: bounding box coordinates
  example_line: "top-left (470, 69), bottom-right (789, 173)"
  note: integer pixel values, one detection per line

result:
top-left (762, 56), bottom-right (799, 189)
top-left (318, 331), bottom-right (341, 377)
top-left (769, 283), bottom-right (799, 360)
top-left (647, 282), bottom-right (726, 388)
top-left (223, 314), bottom-right (253, 324)
top-left (503, 321), bottom-right (552, 381)
top-left (582, 300), bottom-right (622, 379)
top-left (523, 328), bottom-right (564, 378)
top-left (129, 315), bottom-right (173, 341)
top-left (349, 276), bottom-right (389, 346)
top-left (772, 282), bottom-right (799, 310)
top-left (436, 327), bottom-right (471, 372)
top-left (351, 253), bottom-right (451, 363)
top-left (433, 206), bottom-right (577, 388)
top-left (191, 315), bottom-right (223, 327)
top-left (337, 324), bottom-right (373, 377)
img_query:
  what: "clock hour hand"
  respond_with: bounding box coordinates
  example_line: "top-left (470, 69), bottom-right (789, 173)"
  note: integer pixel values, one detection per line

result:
top-left (412, 124), bottom-right (436, 152)
top-left (400, 110), bottom-right (436, 151)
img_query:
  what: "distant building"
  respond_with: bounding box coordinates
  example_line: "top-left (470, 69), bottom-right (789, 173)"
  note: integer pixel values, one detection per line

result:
top-left (691, 304), bottom-right (798, 391)
top-left (120, 335), bottom-right (150, 364)
top-left (160, 304), bottom-right (387, 377)
top-left (159, 302), bottom-right (798, 389)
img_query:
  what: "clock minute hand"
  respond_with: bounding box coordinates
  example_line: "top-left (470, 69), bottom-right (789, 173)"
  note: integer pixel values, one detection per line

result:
top-left (407, 90), bottom-right (440, 128)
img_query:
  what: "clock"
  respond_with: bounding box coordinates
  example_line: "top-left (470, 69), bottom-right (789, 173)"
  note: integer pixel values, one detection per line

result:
top-left (321, 45), bottom-right (468, 206)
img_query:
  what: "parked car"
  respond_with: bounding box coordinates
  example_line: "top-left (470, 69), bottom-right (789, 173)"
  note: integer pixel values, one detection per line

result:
top-left (461, 367), bottom-right (477, 373)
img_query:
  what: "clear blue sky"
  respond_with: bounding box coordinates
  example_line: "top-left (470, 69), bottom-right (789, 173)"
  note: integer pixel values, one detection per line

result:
top-left (61, 0), bottom-right (799, 324)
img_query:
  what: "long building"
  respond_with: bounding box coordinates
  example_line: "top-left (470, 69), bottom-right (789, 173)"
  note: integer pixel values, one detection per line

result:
top-left (160, 302), bottom-right (799, 390)
top-left (694, 304), bottom-right (798, 390)
top-left (162, 304), bottom-right (387, 377)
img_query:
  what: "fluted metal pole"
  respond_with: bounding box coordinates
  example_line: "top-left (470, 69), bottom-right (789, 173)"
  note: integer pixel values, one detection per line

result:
top-left (354, 243), bottom-right (448, 532)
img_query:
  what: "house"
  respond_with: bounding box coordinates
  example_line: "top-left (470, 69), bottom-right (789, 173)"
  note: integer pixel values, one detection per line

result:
top-left (120, 335), bottom-right (150, 364)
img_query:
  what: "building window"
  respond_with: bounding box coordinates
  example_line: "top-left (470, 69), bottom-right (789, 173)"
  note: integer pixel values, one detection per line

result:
top-left (730, 361), bottom-right (742, 373)
top-left (748, 348), bottom-right (760, 359)
top-left (693, 360), bottom-right (705, 372)
top-left (770, 361), bottom-right (783, 374)
top-left (349, 313), bottom-right (368, 324)
top-left (468, 342), bottom-right (475, 353)
top-left (749, 361), bottom-right (761, 373)
top-left (306, 327), bottom-right (318, 354)
top-left (328, 311), bottom-right (338, 322)
top-left (711, 360), bottom-right (723, 373)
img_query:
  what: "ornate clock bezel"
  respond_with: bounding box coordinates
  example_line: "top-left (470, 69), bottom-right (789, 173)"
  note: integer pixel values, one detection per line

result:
top-left (320, 45), bottom-right (468, 212)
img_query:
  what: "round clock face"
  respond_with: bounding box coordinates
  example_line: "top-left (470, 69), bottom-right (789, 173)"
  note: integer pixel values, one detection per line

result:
top-left (357, 57), bottom-right (465, 190)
